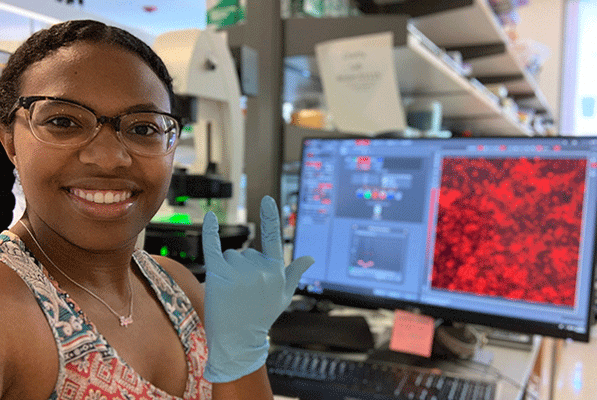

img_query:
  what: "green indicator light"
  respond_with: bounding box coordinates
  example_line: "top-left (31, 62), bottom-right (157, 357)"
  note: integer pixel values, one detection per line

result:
top-left (180, 251), bottom-right (187, 258)
top-left (160, 246), bottom-right (169, 257)
top-left (183, 125), bottom-right (193, 133)
top-left (167, 213), bottom-right (192, 224)
top-left (175, 196), bottom-right (190, 203)
top-left (364, 191), bottom-right (372, 199)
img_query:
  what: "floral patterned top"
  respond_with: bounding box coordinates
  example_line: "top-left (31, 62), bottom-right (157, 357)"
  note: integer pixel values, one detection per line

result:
top-left (0, 230), bottom-right (212, 400)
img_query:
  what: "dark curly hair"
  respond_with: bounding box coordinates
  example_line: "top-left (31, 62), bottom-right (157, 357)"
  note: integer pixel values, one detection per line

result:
top-left (0, 19), bottom-right (174, 127)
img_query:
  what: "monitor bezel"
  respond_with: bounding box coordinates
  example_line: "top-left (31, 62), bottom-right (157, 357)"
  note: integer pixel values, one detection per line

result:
top-left (292, 135), bottom-right (597, 343)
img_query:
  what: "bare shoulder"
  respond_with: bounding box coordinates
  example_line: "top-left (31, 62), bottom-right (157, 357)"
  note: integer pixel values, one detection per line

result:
top-left (0, 262), bottom-right (59, 400)
top-left (149, 255), bottom-right (205, 322)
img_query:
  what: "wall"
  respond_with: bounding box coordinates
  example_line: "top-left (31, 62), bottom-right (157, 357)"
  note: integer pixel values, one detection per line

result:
top-left (516, 0), bottom-right (565, 123)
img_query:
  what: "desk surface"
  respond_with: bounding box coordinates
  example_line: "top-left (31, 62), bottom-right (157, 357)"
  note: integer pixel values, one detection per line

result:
top-left (336, 306), bottom-right (542, 400)
top-left (272, 304), bottom-right (542, 400)
top-left (435, 336), bottom-right (542, 400)
top-left (552, 328), bottom-right (597, 400)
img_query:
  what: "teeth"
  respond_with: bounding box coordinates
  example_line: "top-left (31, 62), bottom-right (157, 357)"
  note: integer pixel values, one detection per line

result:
top-left (72, 189), bottom-right (132, 204)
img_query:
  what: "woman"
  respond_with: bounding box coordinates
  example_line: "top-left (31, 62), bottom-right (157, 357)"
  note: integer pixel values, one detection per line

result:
top-left (0, 20), bottom-right (313, 399)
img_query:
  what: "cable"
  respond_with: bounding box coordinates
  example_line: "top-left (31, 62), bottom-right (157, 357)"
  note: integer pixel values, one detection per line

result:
top-left (453, 359), bottom-right (540, 400)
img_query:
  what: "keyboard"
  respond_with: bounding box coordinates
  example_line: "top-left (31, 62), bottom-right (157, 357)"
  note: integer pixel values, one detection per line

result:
top-left (267, 347), bottom-right (497, 400)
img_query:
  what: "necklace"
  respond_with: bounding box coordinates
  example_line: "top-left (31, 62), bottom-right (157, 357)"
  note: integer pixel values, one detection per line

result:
top-left (19, 220), bottom-right (134, 327)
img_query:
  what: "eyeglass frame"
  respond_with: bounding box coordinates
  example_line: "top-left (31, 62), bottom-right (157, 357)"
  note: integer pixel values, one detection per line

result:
top-left (7, 95), bottom-right (183, 156)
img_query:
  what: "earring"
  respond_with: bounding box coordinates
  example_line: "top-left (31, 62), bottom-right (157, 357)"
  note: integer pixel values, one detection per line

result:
top-left (13, 168), bottom-right (20, 185)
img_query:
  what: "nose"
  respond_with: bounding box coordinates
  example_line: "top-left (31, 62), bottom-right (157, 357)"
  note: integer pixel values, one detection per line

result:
top-left (78, 123), bottom-right (133, 169)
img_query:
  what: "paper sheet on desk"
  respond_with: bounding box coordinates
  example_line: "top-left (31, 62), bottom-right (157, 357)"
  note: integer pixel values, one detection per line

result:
top-left (274, 396), bottom-right (299, 400)
top-left (315, 32), bottom-right (407, 135)
top-left (390, 309), bottom-right (435, 358)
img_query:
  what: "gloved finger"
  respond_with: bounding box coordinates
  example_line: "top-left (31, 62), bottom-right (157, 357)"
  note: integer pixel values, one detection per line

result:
top-left (260, 196), bottom-right (284, 262)
top-left (284, 255), bottom-right (314, 293)
top-left (202, 211), bottom-right (227, 268)
top-left (241, 248), bottom-right (266, 265)
top-left (222, 248), bottom-right (245, 265)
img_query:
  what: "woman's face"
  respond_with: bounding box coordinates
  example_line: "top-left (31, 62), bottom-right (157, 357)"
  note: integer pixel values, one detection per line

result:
top-left (6, 42), bottom-right (174, 251)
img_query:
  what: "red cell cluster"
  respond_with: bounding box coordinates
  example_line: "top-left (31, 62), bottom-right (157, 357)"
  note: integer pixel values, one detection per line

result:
top-left (431, 157), bottom-right (586, 307)
top-left (357, 156), bottom-right (371, 171)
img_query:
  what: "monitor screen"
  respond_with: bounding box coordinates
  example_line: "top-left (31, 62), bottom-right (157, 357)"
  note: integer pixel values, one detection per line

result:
top-left (292, 136), bottom-right (597, 342)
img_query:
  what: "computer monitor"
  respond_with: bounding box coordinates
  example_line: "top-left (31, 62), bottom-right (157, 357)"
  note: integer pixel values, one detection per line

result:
top-left (292, 136), bottom-right (597, 342)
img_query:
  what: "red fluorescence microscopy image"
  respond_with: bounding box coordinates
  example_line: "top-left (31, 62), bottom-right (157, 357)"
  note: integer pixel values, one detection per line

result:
top-left (431, 157), bottom-right (586, 307)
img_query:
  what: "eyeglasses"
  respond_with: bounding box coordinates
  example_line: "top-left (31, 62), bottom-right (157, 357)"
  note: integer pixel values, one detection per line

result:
top-left (9, 96), bottom-right (181, 156)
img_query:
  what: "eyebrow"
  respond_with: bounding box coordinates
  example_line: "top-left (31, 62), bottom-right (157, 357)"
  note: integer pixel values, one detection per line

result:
top-left (119, 103), bottom-right (168, 114)
top-left (53, 96), bottom-right (168, 115)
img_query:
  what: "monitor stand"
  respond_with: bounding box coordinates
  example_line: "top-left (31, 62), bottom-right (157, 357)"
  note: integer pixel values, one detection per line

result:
top-left (269, 309), bottom-right (376, 353)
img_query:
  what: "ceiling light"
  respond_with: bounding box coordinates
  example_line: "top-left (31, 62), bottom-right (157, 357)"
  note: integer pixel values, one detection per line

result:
top-left (0, 2), bottom-right (62, 24)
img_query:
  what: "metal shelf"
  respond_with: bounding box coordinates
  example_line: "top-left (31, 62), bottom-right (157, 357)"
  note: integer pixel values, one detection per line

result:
top-left (410, 0), bottom-right (553, 117)
top-left (410, 0), bottom-right (505, 45)
top-left (283, 26), bottom-right (533, 137)
top-left (284, 15), bottom-right (409, 57)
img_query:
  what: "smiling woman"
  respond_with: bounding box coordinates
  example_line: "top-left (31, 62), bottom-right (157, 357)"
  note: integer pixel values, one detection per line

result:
top-left (0, 19), bottom-right (313, 400)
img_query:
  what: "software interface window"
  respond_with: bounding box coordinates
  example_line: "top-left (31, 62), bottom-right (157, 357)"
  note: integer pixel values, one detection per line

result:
top-left (293, 138), bottom-right (597, 341)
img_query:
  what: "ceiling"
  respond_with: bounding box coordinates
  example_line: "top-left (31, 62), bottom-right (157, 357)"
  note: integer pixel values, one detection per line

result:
top-left (81, 0), bottom-right (207, 38)
top-left (0, 0), bottom-right (208, 45)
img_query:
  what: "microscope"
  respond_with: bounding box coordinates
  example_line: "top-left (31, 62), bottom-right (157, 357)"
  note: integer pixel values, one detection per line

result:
top-left (143, 27), bottom-right (252, 279)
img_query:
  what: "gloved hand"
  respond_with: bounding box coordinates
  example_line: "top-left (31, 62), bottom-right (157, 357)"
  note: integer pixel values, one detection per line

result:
top-left (202, 195), bottom-right (314, 383)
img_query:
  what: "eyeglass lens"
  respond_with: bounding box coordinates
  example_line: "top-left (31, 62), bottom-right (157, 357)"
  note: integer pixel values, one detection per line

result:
top-left (27, 99), bottom-right (179, 155)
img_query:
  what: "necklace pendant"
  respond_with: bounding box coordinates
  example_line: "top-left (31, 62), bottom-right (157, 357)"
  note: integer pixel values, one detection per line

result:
top-left (119, 315), bottom-right (133, 327)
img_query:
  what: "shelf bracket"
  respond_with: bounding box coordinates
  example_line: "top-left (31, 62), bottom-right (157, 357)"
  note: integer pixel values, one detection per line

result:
top-left (444, 43), bottom-right (506, 61)
top-left (476, 74), bottom-right (525, 85)
top-left (511, 93), bottom-right (536, 101)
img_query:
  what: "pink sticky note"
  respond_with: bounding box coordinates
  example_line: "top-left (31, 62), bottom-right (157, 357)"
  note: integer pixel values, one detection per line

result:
top-left (389, 309), bottom-right (435, 358)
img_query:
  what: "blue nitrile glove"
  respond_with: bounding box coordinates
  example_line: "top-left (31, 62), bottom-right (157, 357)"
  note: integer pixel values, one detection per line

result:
top-left (202, 196), bottom-right (314, 383)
